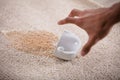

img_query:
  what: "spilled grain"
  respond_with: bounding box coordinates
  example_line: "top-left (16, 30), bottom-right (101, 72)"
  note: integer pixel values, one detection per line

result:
top-left (5, 30), bottom-right (58, 57)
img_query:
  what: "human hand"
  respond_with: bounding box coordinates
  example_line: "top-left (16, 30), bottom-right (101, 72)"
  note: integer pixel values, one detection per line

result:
top-left (58, 7), bottom-right (118, 56)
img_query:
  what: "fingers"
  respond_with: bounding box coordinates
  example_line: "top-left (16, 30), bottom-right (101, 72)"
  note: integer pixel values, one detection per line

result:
top-left (68, 9), bottom-right (82, 17)
top-left (81, 36), bottom-right (97, 56)
top-left (58, 17), bottom-right (78, 25)
top-left (58, 9), bottom-right (86, 25)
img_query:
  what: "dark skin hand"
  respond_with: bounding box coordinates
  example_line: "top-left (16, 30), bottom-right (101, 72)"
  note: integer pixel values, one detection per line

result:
top-left (58, 2), bottom-right (120, 56)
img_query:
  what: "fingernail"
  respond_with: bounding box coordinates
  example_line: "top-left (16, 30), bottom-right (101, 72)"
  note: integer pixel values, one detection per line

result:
top-left (81, 51), bottom-right (86, 56)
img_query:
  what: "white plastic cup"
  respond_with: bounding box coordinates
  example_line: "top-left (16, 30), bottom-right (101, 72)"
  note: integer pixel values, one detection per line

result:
top-left (54, 31), bottom-right (81, 60)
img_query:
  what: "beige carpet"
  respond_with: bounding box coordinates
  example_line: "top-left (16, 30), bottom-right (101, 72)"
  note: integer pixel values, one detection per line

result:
top-left (0, 0), bottom-right (120, 80)
top-left (89, 0), bottom-right (120, 7)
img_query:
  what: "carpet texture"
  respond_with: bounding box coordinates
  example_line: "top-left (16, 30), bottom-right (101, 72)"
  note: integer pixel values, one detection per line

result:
top-left (89, 0), bottom-right (120, 7)
top-left (0, 0), bottom-right (120, 80)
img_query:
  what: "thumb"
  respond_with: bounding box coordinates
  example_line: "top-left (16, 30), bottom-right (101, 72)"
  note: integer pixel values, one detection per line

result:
top-left (58, 17), bottom-right (78, 25)
top-left (81, 36), bottom-right (97, 56)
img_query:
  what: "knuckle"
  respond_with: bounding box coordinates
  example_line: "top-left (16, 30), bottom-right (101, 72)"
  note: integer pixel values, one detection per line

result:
top-left (76, 18), bottom-right (84, 26)
top-left (71, 9), bottom-right (76, 12)
top-left (71, 9), bottom-right (78, 13)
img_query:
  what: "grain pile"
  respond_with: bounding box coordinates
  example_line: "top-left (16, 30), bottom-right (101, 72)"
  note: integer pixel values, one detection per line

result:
top-left (4, 30), bottom-right (58, 57)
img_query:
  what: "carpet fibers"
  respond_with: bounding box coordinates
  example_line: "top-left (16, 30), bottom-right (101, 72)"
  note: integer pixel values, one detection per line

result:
top-left (0, 0), bottom-right (120, 80)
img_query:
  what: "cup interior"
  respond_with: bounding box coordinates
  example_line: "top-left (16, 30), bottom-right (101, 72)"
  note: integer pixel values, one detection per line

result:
top-left (56, 31), bottom-right (81, 53)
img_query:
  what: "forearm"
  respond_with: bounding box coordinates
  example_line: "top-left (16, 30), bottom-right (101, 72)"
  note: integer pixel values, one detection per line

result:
top-left (109, 2), bottom-right (120, 24)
